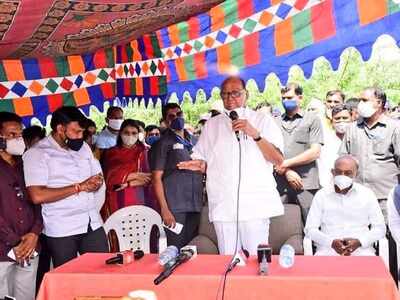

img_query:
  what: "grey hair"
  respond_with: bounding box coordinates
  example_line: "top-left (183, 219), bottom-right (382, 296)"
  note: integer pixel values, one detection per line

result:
top-left (334, 155), bottom-right (359, 171)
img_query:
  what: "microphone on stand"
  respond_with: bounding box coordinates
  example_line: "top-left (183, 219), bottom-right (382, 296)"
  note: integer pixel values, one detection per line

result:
top-left (229, 111), bottom-right (240, 141)
top-left (257, 244), bottom-right (272, 276)
top-left (154, 248), bottom-right (195, 285)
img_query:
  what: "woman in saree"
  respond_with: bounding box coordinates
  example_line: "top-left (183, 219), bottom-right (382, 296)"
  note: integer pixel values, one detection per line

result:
top-left (102, 119), bottom-right (159, 251)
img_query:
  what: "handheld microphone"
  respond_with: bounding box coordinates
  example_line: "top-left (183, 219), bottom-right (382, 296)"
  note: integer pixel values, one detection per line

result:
top-left (229, 111), bottom-right (240, 141)
top-left (105, 250), bottom-right (144, 265)
top-left (257, 244), bottom-right (272, 276)
top-left (154, 249), bottom-right (194, 285)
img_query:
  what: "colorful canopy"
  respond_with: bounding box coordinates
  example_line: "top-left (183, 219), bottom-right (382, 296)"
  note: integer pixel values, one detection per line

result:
top-left (0, 0), bottom-right (399, 124)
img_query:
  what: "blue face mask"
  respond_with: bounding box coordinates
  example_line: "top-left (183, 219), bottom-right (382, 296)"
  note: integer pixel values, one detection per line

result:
top-left (282, 100), bottom-right (298, 112)
top-left (145, 135), bottom-right (160, 146)
top-left (170, 117), bottom-right (185, 131)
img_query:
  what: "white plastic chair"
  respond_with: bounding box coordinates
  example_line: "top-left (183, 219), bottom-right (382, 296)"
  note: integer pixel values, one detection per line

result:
top-left (303, 236), bottom-right (389, 268)
top-left (103, 205), bottom-right (167, 253)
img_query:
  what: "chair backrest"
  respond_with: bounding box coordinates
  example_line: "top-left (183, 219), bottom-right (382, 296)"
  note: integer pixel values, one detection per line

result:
top-left (269, 204), bottom-right (304, 254)
top-left (103, 205), bottom-right (165, 253)
top-left (196, 203), bottom-right (304, 254)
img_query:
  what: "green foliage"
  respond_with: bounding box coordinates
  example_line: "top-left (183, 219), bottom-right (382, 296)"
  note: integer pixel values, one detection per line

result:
top-left (87, 43), bottom-right (400, 128)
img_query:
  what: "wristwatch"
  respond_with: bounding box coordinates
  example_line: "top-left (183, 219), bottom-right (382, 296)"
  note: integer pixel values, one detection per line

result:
top-left (253, 133), bottom-right (262, 142)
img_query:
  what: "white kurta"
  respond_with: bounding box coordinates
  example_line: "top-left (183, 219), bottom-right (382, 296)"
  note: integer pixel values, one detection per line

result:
top-left (192, 107), bottom-right (284, 222)
top-left (305, 183), bottom-right (386, 256)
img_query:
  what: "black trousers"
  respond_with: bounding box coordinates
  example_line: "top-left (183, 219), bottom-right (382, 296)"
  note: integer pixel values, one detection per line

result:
top-left (165, 212), bottom-right (201, 249)
top-left (45, 226), bottom-right (109, 268)
top-left (35, 234), bottom-right (52, 295)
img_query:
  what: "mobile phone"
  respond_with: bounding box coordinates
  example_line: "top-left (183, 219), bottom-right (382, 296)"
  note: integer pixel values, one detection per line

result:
top-left (4, 295), bottom-right (17, 300)
top-left (162, 222), bottom-right (183, 235)
top-left (112, 184), bottom-right (122, 191)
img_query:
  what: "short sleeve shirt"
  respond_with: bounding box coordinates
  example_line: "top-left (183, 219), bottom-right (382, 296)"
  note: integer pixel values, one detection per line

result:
top-left (339, 115), bottom-right (400, 199)
top-left (96, 128), bottom-right (117, 149)
top-left (23, 136), bottom-right (104, 237)
top-left (274, 111), bottom-right (324, 190)
top-left (151, 129), bottom-right (203, 213)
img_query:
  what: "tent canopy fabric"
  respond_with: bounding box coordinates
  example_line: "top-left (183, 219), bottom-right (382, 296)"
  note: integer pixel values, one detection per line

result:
top-left (0, 0), bottom-right (399, 124)
top-left (0, 0), bottom-right (223, 59)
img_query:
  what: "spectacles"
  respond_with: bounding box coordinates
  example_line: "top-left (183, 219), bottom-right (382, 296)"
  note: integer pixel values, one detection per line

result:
top-left (220, 90), bottom-right (245, 99)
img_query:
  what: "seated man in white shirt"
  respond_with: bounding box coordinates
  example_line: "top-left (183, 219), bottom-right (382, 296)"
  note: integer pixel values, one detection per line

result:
top-left (305, 155), bottom-right (385, 256)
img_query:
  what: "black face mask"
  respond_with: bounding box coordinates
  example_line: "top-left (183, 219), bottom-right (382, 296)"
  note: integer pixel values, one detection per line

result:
top-left (66, 137), bottom-right (84, 151)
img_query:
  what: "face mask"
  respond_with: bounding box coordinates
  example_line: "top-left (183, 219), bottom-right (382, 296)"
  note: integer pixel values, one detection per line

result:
top-left (170, 117), bottom-right (185, 131)
top-left (108, 119), bottom-right (123, 130)
top-left (333, 122), bottom-right (350, 134)
top-left (358, 101), bottom-right (376, 119)
top-left (6, 137), bottom-right (25, 155)
top-left (334, 175), bottom-right (353, 191)
top-left (66, 137), bottom-right (84, 151)
top-left (282, 100), bottom-right (298, 112)
top-left (138, 132), bottom-right (145, 143)
top-left (145, 135), bottom-right (160, 146)
top-left (121, 134), bottom-right (138, 147)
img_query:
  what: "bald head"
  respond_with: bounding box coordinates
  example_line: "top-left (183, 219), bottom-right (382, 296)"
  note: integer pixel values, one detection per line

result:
top-left (332, 155), bottom-right (359, 178)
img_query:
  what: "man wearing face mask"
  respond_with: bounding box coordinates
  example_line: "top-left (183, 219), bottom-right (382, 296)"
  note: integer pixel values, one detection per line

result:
top-left (95, 106), bottom-right (124, 151)
top-left (339, 87), bottom-right (400, 281)
top-left (0, 112), bottom-right (43, 300)
top-left (305, 155), bottom-right (385, 256)
top-left (23, 106), bottom-right (108, 268)
top-left (274, 83), bottom-right (324, 222)
top-left (151, 103), bottom-right (203, 249)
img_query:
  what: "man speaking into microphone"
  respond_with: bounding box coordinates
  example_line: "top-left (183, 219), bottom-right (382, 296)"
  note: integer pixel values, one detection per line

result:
top-left (178, 76), bottom-right (284, 255)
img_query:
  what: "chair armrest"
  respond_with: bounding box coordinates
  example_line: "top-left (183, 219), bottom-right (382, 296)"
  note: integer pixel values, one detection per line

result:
top-left (376, 237), bottom-right (389, 269)
top-left (303, 236), bottom-right (313, 256)
top-left (284, 235), bottom-right (304, 255)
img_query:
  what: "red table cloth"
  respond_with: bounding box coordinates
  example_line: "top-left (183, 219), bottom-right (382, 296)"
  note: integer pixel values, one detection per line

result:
top-left (37, 253), bottom-right (400, 300)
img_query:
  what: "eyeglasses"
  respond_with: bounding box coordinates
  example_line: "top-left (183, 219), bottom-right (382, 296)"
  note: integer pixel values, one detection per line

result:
top-left (220, 90), bottom-right (245, 99)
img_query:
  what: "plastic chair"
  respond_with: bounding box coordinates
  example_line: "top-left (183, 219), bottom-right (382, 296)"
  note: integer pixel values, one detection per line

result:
top-left (103, 205), bottom-right (167, 253)
top-left (303, 236), bottom-right (389, 268)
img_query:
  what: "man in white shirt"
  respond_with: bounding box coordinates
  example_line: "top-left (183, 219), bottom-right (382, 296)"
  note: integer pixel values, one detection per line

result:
top-left (23, 106), bottom-right (108, 267)
top-left (95, 106), bottom-right (124, 150)
top-left (178, 76), bottom-right (284, 255)
top-left (305, 155), bottom-right (385, 256)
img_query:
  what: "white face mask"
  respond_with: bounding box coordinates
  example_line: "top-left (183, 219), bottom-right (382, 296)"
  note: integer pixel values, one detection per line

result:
top-left (358, 101), bottom-right (376, 119)
top-left (6, 137), bottom-right (26, 155)
top-left (333, 122), bottom-right (350, 134)
top-left (138, 132), bottom-right (145, 143)
top-left (108, 119), bottom-right (123, 131)
top-left (334, 175), bottom-right (353, 191)
top-left (121, 134), bottom-right (138, 147)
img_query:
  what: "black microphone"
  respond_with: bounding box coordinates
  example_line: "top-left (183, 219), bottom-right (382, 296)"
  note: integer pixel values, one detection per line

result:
top-left (154, 250), bottom-right (194, 285)
top-left (229, 111), bottom-right (240, 141)
top-left (257, 244), bottom-right (272, 276)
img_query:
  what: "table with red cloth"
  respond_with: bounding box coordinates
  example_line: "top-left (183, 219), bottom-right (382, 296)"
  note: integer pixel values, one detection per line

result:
top-left (37, 253), bottom-right (399, 300)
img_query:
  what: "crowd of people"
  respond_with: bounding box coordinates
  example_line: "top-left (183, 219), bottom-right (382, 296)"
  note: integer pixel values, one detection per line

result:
top-left (1, 76), bottom-right (400, 299)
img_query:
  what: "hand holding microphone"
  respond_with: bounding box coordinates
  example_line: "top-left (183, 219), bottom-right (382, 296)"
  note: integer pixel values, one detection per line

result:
top-left (229, 111), bottom-right (260, 141)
